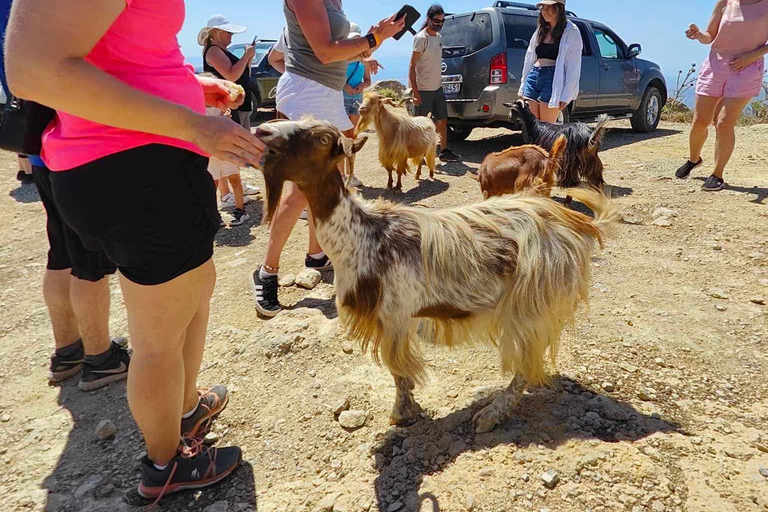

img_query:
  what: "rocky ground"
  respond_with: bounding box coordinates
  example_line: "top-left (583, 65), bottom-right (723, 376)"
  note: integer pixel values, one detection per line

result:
top-left (0, 114), bottom-right (766, 512)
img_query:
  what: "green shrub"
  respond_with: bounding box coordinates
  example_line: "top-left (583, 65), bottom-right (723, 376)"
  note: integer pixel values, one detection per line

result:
top-left (376, 87), bottom-right (404, 102)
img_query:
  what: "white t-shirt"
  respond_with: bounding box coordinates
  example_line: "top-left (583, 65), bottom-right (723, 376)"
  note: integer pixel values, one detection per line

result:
top-left (273, 28), bottom-right (287, 54)
top-left (413, 29), bottom-right (443, 91)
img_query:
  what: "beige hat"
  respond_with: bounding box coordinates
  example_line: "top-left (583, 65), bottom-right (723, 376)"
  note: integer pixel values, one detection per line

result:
top-left (537, 0), bottom-right (566, 6)
top-left (197, 15), bottom-right (247, 46)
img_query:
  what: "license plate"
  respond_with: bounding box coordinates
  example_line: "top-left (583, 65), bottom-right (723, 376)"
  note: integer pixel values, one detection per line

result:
top-left (443, 83), bottom-right (461, 95)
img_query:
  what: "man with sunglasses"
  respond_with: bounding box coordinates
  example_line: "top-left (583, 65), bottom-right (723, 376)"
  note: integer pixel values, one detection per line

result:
top-left (409, 4), bottom-right (461, 162)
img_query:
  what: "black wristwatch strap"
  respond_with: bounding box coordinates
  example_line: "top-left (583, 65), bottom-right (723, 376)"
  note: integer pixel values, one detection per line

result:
top-left (365, 33), bottom-right (377, 49)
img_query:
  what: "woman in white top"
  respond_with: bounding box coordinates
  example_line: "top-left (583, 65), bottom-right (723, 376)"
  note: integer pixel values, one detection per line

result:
top-left (518, 0), bottom-right (583, 123)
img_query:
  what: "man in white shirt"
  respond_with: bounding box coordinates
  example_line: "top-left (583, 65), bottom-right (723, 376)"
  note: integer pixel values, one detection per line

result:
top-left (409, 4), bottom-right (460, 161)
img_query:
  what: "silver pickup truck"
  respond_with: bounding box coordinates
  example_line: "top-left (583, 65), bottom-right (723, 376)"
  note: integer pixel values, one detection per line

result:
top-left (422, 1), bottom-right (667, 142)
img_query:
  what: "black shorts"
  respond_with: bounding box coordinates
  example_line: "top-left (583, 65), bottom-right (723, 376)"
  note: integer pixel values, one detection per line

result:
top-left (415, 87), bottom-right (448, 121)
top-left (49, 145), bottom-right (220, 286)
top-left (33, 165), bottom-right (117, 282)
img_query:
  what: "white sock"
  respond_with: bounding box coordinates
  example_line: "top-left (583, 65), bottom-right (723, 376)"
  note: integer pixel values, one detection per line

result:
top-left (308, 252), bottom-right (325, 260)
top-left (181, 402), bottom-right (199, 419)
top-left (153, 463), bottom-right (169, 471)
top-left (260, 266), bottom-right (278, 279)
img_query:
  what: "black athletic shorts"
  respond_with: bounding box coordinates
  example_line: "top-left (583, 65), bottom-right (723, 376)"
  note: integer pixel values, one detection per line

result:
top-left (33, 165), bottom-right (117, 282)
top-left (49, 145), bottom-right (220, 286)
top-left (415, 87), bottom-right (448, 121)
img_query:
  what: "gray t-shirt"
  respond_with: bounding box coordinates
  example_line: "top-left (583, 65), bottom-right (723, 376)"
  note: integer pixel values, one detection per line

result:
top-left (413, 29), bottom-right (443, 92)
top-left (284, 0), bottom-right (350, 91)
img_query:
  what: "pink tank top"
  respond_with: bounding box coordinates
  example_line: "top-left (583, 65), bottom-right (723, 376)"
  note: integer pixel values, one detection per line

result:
top-left (41, 0), bottom-right (206, 171)
top-left (712, 0), bottom-right (768, 57)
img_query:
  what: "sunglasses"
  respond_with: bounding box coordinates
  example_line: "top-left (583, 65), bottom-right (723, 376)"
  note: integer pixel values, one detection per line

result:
top-left (430, 18), bottom-right (445, 24)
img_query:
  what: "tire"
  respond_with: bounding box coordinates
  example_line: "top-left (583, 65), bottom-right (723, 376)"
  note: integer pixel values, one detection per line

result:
top-left (631, 86), bottom-right (662, 133)
top-left (448, 125), bottom-right (474, 143)
top-left (249, 92), bottom-right (261, 124)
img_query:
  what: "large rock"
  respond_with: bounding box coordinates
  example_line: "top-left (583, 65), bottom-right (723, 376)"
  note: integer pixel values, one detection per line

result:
top-left (338, 410), bottom-right (367, 429)
top-left (372, 80), bottom-right (406, 95)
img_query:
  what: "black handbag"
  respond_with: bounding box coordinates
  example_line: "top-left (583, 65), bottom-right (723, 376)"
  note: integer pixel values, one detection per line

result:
top-left (0, 95), bottom-right (55, 155)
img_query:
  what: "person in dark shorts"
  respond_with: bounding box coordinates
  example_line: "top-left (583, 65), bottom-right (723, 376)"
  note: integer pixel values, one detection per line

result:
top-left (409, 4), bottom-right (460, 162)
top-left (7, 0), bottom-right (265, 503)
top-left (30, 154), bottom-right (131, 390)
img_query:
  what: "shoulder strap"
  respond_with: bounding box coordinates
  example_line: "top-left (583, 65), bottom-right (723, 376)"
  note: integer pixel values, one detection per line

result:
top-left (345, 62), bottom-right (361, 85)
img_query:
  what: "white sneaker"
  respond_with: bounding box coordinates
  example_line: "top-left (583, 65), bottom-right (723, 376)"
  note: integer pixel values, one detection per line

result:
top-left (221, 193), bottom-right (251, 210)
top-left (299, 209), bottom-right (308, 220)
top-left (242, 182), bottom-right (260, 196)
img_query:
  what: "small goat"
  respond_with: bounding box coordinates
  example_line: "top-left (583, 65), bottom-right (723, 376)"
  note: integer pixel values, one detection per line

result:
top-left (256, 118), bottom-right (620, 433)
top-left (357, 91), bottom-right (437, 190)
top-left (509, 99), bottom-right (609, 191)
top-left (470, 135), bottom-right (567, 199)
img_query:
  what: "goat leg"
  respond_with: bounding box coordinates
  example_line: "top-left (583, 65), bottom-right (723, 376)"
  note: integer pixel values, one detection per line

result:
top-left (386, 166), bottom-right (394, 189)
top-left (472, 373), bottom-right (528, 433)
top-left (416, 159), bottom-right (423, 180)
top-left (390, 375), bottom-right (424, 425)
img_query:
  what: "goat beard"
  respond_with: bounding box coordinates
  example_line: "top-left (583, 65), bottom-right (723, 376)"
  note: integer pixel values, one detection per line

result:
top-left (261, 161), bottom-right (287, 226)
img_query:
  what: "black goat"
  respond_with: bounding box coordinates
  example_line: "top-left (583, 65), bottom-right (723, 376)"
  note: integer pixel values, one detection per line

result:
top-left (508, 99), bottom-right (609, 190)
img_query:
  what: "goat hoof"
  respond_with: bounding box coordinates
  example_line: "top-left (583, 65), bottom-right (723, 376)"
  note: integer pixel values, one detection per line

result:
top-left (472, 404), bottom-right (506, 433)
top-left (390, 402), bottom-right (425, 425)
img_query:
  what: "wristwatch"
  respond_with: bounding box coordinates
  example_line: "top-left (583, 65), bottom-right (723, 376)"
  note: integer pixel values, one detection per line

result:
top-left (365, 33), bottom-right (377, 49)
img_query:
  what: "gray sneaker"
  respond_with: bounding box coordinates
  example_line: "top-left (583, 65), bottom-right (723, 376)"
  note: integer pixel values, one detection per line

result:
top-left (180, 385), bottom-right (229, 438)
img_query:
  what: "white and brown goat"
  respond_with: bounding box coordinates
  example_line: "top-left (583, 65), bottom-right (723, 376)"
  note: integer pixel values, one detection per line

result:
top-left (356, 91), bottom-right (437, 190)
top-left (256, 118), bottom-right (620, 432)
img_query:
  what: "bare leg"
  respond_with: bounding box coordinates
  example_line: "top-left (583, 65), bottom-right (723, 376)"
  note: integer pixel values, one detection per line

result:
top-left (69, 276), bottom-right (111, 356)
top-left (306, 208), bottom-right (323, 256)
top-left (472, 373), bottom-right (527, 433)
top-left (228, 174), bottom-right (245, 210)
top-left (43, 269), bottom-right (80, 350)
top-left (538, 101), bottom-right (561, 123)
top-left (526, 99), bottom-right (541, 120)
top-left (18, 155), bottom-right (32, 174)
top-left (181, 261), bottom-right (216, 414)
top-left (712, 97), bottom-right (751, 179)
top-left (390, 375), bottom-right (424, 425)
top-left (120, 259), bottom-right (215, 465)
top-left (689, 95), bottom-right (721, 163)
top-left (218, 176), bottom-right (231, 198)
top-left (263, 183), bottom-right (308, 271)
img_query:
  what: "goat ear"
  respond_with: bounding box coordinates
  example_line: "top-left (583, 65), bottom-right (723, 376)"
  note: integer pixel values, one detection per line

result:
top-left (338, 135), bottom-right (368, 157)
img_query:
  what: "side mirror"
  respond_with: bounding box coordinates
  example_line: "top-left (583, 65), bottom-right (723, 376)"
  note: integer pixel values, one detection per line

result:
top-left (627, 44), bottom-right (642, 59)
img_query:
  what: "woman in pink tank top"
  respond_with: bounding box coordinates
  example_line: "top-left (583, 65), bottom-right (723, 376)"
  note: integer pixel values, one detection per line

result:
top-left (675, 0), bottom-right (768, 191)
top-left (6, 0), bottom-right (267, 503)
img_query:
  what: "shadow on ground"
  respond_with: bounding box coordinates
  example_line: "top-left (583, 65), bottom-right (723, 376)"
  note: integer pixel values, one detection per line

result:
top-left (693, 177), bottom-right (767, 204)
top-left (38, 379), bottom-right (257, 511)
top-left (8, 182), bottom-right (40, 203)
top-left (372, 376), bottom-right (682, 512)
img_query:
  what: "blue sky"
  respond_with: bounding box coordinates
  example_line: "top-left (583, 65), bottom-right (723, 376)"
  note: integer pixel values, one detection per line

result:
top-left (180, 0), bottom-right (722, 92)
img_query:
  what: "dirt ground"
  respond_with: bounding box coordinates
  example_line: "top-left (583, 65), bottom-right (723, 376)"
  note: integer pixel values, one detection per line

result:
top-left (0, 114), bottom-right (766, 512)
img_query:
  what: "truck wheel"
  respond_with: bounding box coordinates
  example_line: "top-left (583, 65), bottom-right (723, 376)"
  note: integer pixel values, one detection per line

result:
top-left (631, 86), bottom-right (662, 133)
top-left (448, 125), bottom-right (474, 142)
top-left (249, 92), bottom-right (261, 124)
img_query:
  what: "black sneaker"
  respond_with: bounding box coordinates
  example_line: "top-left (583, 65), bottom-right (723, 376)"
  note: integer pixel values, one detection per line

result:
top-left (137, 439), bottom-right (241, 502)
top-left (181, 385), bottom-right (229, 438)
top-left (229, 208), bottom-right (250, 226)
top-left (305, 253), bottom-right (333, 271)
top-left (439, 148), bottom-right (461, 162)
top-left (701, 174), bottom-right (725, 192)
top-left (49, 340), bottom-right (84, 382)
top-left (251, 269), bottom-right (281, 317)
top-left (79, 341), bottom-right (131, 391)
top-left (675, 158), bottom-right (702, 179)
top-left (16, 170), bottom-right (35, 184)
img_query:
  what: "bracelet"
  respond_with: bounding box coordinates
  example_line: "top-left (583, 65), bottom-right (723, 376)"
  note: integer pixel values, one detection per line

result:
top-left (373, 32), bottom-right (381, 46)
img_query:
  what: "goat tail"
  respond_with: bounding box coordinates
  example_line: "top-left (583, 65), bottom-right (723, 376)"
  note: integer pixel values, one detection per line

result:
top-left (589, 114), bottom-right (610, 151)
top-left (560, 187), bottom-right (622, 239)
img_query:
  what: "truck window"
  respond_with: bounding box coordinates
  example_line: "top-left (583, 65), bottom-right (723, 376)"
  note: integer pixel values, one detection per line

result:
top-left (593, 28), bottom-right (622, 60)
top-left (502, 14), bottom-right (537, 50)
top-left (574, 22), bottom-right (592, 56)
top-left (442, 12), bottom-right (493, 56)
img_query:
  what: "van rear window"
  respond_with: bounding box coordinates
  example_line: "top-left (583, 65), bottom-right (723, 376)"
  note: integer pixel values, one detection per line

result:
top-left (441, 13), bottom-right (493, 57)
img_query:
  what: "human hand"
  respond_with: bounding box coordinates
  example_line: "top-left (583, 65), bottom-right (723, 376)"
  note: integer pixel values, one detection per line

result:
top-left (360, 49), bottom-right (374, 59)
top-left (685, 24), bottom-right (700, 40)
top-left (245, 45), bottom-right (257, 60)
top-left (372, 14), bottom-right (407, 42)
top-left (344, 84), bottom-right (356, 95)
top-left (729, 52), bottom-right (757, 72)
top-left (363, 58), bottom-right (383, 75)
top-left (412, 91), bottom-right (422, 106)
top-left (197, 75), bottom-right (245, 110)
top-left (190, 114), bottom-right (266, 168)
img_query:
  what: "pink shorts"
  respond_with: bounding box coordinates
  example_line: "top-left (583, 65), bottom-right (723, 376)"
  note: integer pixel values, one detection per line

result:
top-left (695, 52), bottom-right (765, 99)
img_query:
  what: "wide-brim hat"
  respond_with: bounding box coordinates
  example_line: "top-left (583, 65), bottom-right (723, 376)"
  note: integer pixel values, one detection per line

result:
top-left (198, 14), bottom-right (247, 46)
top-left (536, 0), bottom-right (566, 7)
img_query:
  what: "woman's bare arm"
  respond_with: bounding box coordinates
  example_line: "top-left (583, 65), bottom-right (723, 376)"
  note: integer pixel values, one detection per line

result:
top-left (288, 0), bottom-right (404, 64)
top-left (206, 45), bottom-right (254, 82)
top-left (5, 0), bottom-right (264, 167)
top-left (687, 0), bottom-right (727, 45)
top-left (268, 48), bottom-right (286, 74)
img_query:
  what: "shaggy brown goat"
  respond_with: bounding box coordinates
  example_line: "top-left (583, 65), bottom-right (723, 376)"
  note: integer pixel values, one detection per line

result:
top-left (470, 136), bottom-right (567, 199)
top-left (356, 91), bottom-right (437, 190)
top-left (256, 118), bottom-right (620, 432)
